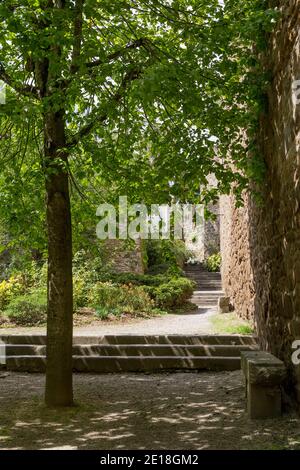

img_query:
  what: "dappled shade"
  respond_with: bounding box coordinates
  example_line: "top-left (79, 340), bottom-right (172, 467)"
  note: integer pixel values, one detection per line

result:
top-left (0, 371), bottom-right (299, 450)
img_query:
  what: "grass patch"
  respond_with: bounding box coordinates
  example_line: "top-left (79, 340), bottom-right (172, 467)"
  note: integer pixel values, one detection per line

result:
top-left (210, 312), bottom-right (254, 335)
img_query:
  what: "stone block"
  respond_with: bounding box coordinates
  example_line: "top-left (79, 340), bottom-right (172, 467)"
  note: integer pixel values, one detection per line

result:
top-left (241, 351), bottom-right (286, 419)
top-left (218, 296), bottom-right (230, 314)
top-left (247, 384), bottom-right (282, 419)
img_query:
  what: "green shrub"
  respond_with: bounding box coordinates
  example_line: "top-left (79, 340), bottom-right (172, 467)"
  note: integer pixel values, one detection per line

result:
top-left (0, 275), bottom-right (26, 310)
top-left (73, 268), bottom-right (95, 309)
top-left (94, 272), bottom-right (162, 287)
top-left (145, 277), bottom-right (195, 309)
top-left (146, 263), bottom-right (184, 276)
top-left (72, 251), bottom-right (109, 309)
top-left (73, 249), bottom-right (104, 281)
top-left (88, 282), bottom-right (155, 317)
top-left (146, 240), bottom-right (189, 271)
top-left (19, 260), bottom-right (47, 289)
top-left (5, 289), bottom-right (47, 326)
top-left (32, 261), bottom-right (48, 288)
top-left (94, 306), bottom-right (122, 320)
top-left (0, 247), bottom-right (195, 325)
top-left (73, 264), bottom-right (194, 315)
top-left (94, 270), bottom-right (181, 286)
top-left (204, 253), bottom-right (221, 272)
top-left (146, 263), bottom-right (172, 275)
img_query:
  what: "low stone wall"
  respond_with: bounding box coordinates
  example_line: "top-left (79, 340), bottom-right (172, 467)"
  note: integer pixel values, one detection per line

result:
top-left (103, 239), bottom-right (144, 274)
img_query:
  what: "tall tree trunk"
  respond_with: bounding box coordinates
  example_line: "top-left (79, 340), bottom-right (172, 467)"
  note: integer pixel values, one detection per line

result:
top-left (44, 111), bottom-right (73, 407)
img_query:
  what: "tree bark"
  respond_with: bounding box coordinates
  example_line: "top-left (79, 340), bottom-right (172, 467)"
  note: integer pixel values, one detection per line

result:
top-left (44, 111), bottom-right (73, 407)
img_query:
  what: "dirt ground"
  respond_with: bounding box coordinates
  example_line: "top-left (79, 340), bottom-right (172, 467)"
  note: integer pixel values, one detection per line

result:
top-left (1, 306), bottom-right (252, 336)
top-left (0, 371), bottom-right (299, 450)
top-left (0, 306), bottom-right (216, 336)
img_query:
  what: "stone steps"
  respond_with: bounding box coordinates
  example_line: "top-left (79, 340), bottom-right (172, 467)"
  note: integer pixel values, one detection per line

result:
top-left (4, 355), bottom-right (242, 373)
top-left (189, 291), bottom-right (223, 305)
top-left (186, 274), bottom-right (221, 279)
top-left (192, 289), bottom-right (223, 293)
top-left (0, 334), bottom-right (257, 345)
top-left (191, 285), bottom-right (222, 290)
top-left (184, 272), bottom-right (221, 277)
top-left (0, 265), bottom-right (255, 374)
top-left (185, 280), bottom-right (222, 292)
top-left (184, 263), bottom-right (223, 308)
top-left (185, 274), bottom-right (221, 279)
top-left (2, 343), bottom-right (255, 357)
top-left (184, 270), bottom-right (221, 281)
top-left (188, 281), bottom-right (221, 284)
top-left (0, 334), bottom-right (258, 373)
top-left (186, 275), bottom-right (221, 279)
top-left (191, 292), bottom-right (223, 298)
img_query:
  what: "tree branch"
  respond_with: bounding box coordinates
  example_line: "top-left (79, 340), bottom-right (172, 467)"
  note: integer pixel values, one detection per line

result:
top-left (0, 62), bottom-right (39, 99)
top-left (62, 37), bottom-right (154, 90)
top-left (70, 0), bottom-right (85, 73)
top-left (66, 67), bottom-right (143, 148)
top-left (84, 37), bottom-right (153, 70)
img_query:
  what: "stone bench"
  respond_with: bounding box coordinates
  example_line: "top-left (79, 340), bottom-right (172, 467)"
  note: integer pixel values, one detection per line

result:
top-left (241, 351), bottom-right (286, 419)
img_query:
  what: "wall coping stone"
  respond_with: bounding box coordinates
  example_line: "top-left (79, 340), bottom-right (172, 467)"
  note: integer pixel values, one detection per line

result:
top-left (241, 351), bottom-right (286, 386)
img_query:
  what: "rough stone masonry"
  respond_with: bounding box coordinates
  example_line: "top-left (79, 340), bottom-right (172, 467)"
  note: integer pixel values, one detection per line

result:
top-left (220, 0), bottom-right (300, 406)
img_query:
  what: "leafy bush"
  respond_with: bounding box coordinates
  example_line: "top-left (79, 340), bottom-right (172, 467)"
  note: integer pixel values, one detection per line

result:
top-left (72, 251), bottom-right (108, 309)
top-left (0, 246), bottom-right (196, 325)
top-left (94, 306), bottom-right (121, 320)
top-left (93, 272), bottom-right (161, 287)
top-left (146, 240), bottom-right (189, 271)
top-left (28, 260), bottom-right (48, 288)
top-left (204, 253), bottom-right (222, 272)
top-left (146, 263), bottom-right (172, 275)
top-left (73, 268), bottom-right (94, 309)
top-left (13, 260), bottom-right (47, 289)
top-left (145, 277), bottom-right (195, 309)
top-left (0, 275), bottom-right (25, 310)
top-left (74, 267), bottom-right (194, 317)
top-left (146, 263), bottom-right (184, 276)
top-left (94, 271), bottom-right (182, 287)
top-left (88, 282), bottom-right (156, 318)
top-left (5, 289), bottom-right (47, 326)
top-left (73, 249), bottom-right (104, 281)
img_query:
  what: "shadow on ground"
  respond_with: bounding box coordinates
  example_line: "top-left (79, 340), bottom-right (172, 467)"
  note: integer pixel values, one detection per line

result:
top-left (0, 371), bottom-right (299, 450)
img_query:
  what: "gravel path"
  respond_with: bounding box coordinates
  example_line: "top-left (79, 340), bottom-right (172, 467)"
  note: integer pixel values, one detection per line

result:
top-left (0, 307), bottom-right (216, 336)
top-left (0, 371), bottom-right (299, 450)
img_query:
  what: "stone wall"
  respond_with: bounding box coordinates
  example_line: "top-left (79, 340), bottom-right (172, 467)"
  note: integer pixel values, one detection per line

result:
top-left (220, 194), bottom-right (255, 322)
top-left (221, 0), bottom-right (300, 404)
top-left (185, 202), bottom-right (220, 263)
top-left (249, 0), bottom-right (300, 403)
top-left (204, 199), bottom-right (220, 259)
top-left (186, 174), bottom-right (220, 262)
top-left (103, 239), bottom-right (144, 274)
